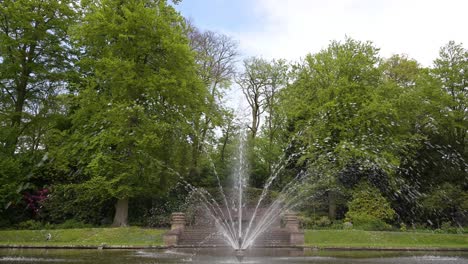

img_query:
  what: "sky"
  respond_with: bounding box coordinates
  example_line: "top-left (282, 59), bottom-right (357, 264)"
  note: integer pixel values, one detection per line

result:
top-left (175, 0), bottom-right (468, 66)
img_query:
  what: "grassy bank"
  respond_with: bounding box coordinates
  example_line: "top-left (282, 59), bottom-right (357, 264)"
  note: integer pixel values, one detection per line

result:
top-left (0, 228), bottom-right (467, 249)
top-left (0, 227), bottom-right (166, 246)
top-left (305, 230), bottom-right (468, 249)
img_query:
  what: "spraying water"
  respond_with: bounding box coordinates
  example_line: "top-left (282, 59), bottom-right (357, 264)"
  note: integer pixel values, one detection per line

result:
top-left (183, 128), bottom-right (313, 252)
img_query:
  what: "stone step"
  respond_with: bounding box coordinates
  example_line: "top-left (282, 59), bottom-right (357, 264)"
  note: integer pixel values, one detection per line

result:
top-left (177, 228), bottom-right (291, 246)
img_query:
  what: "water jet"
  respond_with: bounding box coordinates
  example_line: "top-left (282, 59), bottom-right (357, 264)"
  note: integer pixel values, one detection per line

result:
top-left (234, 249), bottom-right (245, 262)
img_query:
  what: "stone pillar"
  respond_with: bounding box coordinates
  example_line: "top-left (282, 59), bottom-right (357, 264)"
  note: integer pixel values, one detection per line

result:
top-left (163, 230), bottom-right (180, 246)
top-left (164, 213), bottom-right (186, 246)
top-left (284, 212), bottom-right (299, 232)
top-left (170, 212), bottom-right (186, 230)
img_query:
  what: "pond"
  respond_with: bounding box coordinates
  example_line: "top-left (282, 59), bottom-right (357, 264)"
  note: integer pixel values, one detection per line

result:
top-left (0, 248), bottom-right (467, 264)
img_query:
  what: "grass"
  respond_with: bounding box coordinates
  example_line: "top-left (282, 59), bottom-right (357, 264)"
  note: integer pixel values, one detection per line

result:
top-left (305, 229), bottom-right (468, 249)
top-left (0, 227), bottom-right (166, 246)
top-left (0, 228), bottom-right (467, 249)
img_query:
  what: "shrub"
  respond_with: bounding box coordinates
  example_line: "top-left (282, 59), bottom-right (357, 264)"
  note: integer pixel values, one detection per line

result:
top-left (400, 223), bottom-right (407, 232)
top-left (345, 182), bottom-right (395, 231)
top-left (298, 215), bottom-right (314, 229)
top-left (422, 183), bottom-right (468, 226)
top-left (349, 214), bottom-right (392, 231)
top-left (41, 185), bottom-right (113, 225)
top-left (315, 216), bottom-right (332, 227)
top-left (343, 221), bottom-right (353, 230)
top-left (17, 220), bottom-right (43, 230)
top-left (143, 207), bottom-right (171, 228)
top-left (330, 220), bottom-right (344, 230)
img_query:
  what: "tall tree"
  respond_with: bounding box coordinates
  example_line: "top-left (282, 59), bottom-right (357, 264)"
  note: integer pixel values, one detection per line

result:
top-left (0, 0), bottom-right (77, 153)
top-left (186, 26), bottom-right (238, 177)
top-left (0, 0), bottom-right (77, 214)
top-left (432, 41), bottom-right (467, 165)
top-left (51, 0), bottom-right (204, 226)
top-left (237, 57), bottom-right (271, 139)
top-left (261, 59), bottom-right (289, 175)
top-left (280, 38), bottom-right (422, 219)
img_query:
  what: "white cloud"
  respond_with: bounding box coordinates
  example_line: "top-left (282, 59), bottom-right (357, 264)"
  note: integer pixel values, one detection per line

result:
top-left (232, 0), bottom-right (468, 66)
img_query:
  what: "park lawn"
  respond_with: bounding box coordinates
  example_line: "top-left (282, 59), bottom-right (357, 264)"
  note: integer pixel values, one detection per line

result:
top-left (0, 227), bottom-right (167, 246)
top-left (1, 228), bottom-right (467, 249)
top-left (305, 229), bottom-right (468, 249)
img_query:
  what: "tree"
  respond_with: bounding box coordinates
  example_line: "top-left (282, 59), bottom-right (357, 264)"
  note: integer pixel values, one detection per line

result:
top-left (261, 59), bottom-right (289, 175)
top-left (186, 26), bottom-right (238, 178)
top-left (432, 41), bottom-right (467, 176)
top-left (237, 57), bottom-right (271, 139)
top-left (279, 38), bottom-right (422, 219)
top-left (0, 0), bottom-right (77, 217)
top-left (50, 0), bottom-right (204, 226)
top-left (236, 58), bottom-right (289, 187)
top-left (0, 0), bottom-right (77, 153)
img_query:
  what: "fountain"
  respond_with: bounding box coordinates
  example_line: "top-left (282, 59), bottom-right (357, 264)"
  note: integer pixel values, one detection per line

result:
top-left (164, 130), bottom-right (308, 259)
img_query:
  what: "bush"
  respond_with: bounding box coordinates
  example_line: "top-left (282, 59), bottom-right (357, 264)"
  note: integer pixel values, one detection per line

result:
top-left (400, 223), bottom-right (407, 232)
top-left (298, 215), bottom-right (314, 229)
top-left (17, 220), bottom-right (43, 230)
top-left (349, 214), bottom-right (392, 231)
top-left (343, 221), bottom-right (353, 230)
top-left (143, 207), bottom-right (171, 228)
top-left (41, 185), bottom-right (113, 225)
top-left (345, 182), bottom-right (395, 231)
top-left (315, 216), bottom-right (332, 227)
top-left (330, 220), bottom-right (344, 230)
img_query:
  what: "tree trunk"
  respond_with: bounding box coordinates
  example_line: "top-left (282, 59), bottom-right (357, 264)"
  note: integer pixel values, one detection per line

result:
top-left (112, 198), bottom-right (129, 227)
top-left (328, 191), bottom-right (336, 220)
top-left (251, 104), bottom-right (259, 139)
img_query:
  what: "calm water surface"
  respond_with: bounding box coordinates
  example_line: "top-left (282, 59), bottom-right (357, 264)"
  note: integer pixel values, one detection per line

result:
top-left (0, 248), bottom-right (467, 264)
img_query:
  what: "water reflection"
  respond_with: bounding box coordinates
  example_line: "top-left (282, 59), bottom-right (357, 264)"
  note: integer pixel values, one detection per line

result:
top-left (0, 248), bottom-right (467, 264)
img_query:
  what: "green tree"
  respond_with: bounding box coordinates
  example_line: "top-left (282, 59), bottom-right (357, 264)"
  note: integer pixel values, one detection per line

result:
top-left (280, 38), bottom-right (422, 219)
top-left (0, 0), bottom-right (77, 216)
top-left (432, 41), bottom-right (467, 178)
top-left (50, 0), bottom-right (204, 226)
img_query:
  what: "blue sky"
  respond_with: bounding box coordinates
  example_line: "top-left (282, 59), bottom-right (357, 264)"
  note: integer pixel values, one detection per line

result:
top-left (175, 0), bottom-right (468, 66)
top-left (175, 0), bottom-right (260, 33)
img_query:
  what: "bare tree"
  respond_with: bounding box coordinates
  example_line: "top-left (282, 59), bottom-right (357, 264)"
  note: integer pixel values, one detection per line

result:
top-left (237, 57), bottom-right (270, 139)
top-left (237, 58), bottom-right (288, 140)
top-left (186, 23), bottom-right (238, 171)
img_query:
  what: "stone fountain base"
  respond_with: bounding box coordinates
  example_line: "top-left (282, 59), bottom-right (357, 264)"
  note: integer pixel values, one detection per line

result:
top-left (163, 212), bottom-right (304, 247)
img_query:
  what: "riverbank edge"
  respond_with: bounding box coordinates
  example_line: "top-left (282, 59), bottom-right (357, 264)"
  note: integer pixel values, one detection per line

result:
top-left (0, 244), bottom-right (467, 251)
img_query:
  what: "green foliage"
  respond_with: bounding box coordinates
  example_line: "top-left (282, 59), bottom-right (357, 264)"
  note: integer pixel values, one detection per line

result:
top-left (0, 0), bottom-right (465, 231)
top-left (298, 215), bottom-right (314, 229)
top-left (17, 220), bottom-right (43, 230)
top-left (45, 0), bottom-right (207, 226)
top-left (280, 38), bottom-right (424, 195)
top-left (40, 185), bottom-right (114, 225)
top-left (0, 156), bottom-right (22, 212)
top-left (315, 216), bottom-right (332, 227)
top-left (0, 0), bottom-right (78, 219)
top-left (345, 183), bottom-right (395, 229)
top-left (422, 183), bottom-right (468, 226)
top-left (400, 223), bottom-right (407, 232)
top-left (348, 214), bottom-right (392, 231)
